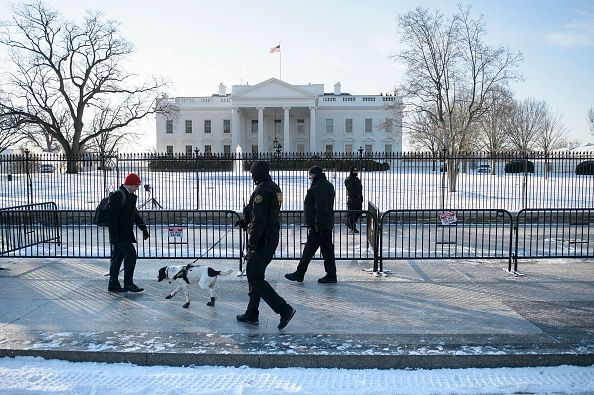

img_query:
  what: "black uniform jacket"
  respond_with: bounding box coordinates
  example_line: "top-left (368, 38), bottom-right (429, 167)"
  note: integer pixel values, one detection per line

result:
top-left (345, 174), bottom-right (363, 206)
top-left (246, 176), bottom-right (282, 251)
top-left (304, 173), bottom-right (335, 232)
top-left (107, 185), bottom-right (147, 243)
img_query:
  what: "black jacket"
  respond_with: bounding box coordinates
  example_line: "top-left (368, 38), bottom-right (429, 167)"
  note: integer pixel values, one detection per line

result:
top-left (304, 173), bottom-right (335, 231)
top-left (107, 185), bottom-right (147, 243)
top-left (245, 175), bottom-right (282, 251)
top-left (345, 174), bottom-right (363, 207)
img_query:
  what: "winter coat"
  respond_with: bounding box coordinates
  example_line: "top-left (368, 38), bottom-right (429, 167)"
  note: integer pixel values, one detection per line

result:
top-left (304, 172), bottom-right (335, 231)
top-left (107, 185), bottom-right (147, 243)
top-left (245, 175), bottom-right (282, 251)
top-left (345, 174), bottom-right (363, 208)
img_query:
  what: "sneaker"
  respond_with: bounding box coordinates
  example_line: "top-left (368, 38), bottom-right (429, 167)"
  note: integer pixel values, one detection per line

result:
top-left (108, 284), bottom-right (127, 293)
top-left (278, 307), bottom-right (296, 329)
top-left (317, 275), bottom-right (337, 284)
top-left (236, 313), bottom-right (259, 326)
top-left (285, 272), bottom-right (304, 282)
top-left (123, 284), bottom-right (144, 293)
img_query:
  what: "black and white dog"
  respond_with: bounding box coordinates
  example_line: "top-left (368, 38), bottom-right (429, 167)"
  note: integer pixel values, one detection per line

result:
top-left (157, 264), bottom-right (234, 308)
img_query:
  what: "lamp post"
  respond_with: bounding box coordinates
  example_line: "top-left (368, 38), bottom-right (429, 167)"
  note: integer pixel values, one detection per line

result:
top-left (194, 147), bottom-right (200, 209)
top-left (273, 137), bottom-right (283, 183)
top-left (358, 146), bottom-right (364, 174)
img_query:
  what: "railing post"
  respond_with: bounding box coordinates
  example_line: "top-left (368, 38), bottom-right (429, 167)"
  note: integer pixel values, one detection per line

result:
top-left (195, 148), bottom-right (201, 210)
top-left (25, 149), bottom-right (33, 206)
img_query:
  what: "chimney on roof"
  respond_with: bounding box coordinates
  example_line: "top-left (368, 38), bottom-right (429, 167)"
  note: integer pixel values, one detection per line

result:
top-left (218, 83), bottom-right (226, 96)
top-left (334, 81), bottom-right (341, 95)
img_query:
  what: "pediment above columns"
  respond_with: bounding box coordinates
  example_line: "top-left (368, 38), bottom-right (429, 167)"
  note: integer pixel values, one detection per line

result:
top-left (231, 78), bottom-right (316, 108)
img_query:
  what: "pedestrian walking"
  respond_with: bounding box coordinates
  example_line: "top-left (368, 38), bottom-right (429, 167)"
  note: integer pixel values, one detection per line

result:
top-left (285, 166), bottom-right (337, 284)
top-left (107, 173), bottom-right (150, 293)
top-left (345, 166), bottom-right (363, 233)
top-left (236, 160), bottom-right (296, 329)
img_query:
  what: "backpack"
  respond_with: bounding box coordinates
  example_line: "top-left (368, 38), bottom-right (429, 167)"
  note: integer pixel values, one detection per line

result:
top-left (93, 189), bottom-right (126, 226)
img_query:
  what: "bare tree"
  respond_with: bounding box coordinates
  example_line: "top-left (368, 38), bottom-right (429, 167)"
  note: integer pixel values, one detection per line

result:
top-left (476, 87), bottom-right (514, 173)
top-left (588, 106), bottom-right (594, 134)
top-left (393, 4), bottom-right (522, 191)
top-left (537, 103), bottom-right (567, 179)
top-left (504, 98), bottom-right (546, 153)
top-left (0, 2), bottom-right (175, 172)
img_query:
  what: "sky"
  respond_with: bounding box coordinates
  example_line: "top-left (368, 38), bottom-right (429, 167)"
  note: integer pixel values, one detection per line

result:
top-left (1, 357), bottom-right (594, 394)
top-left (1, 0), bottom-right (593, 150)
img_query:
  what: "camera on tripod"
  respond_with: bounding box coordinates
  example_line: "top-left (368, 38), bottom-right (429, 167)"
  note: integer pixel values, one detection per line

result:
top-left (139, 183), bottom-right (162, 209)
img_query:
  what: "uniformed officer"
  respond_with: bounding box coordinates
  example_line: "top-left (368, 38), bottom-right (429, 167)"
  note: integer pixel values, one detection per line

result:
top-left (236, 160), bottom-right (296, 329)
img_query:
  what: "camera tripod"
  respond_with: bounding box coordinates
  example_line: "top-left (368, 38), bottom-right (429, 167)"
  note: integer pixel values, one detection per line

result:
top-left (138, 184), bottom-right (163, 209)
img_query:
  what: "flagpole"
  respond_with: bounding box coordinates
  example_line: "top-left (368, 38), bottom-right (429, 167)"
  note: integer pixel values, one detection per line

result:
top-left (279, 48), bottom-right (282, 80)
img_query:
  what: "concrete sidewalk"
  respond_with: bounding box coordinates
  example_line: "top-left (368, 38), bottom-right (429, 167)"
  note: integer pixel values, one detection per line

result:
top-left (0, 257), bottom-right (593, 369)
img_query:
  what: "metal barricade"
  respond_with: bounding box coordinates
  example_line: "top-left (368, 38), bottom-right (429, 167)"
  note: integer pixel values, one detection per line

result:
top-left (379, 209), bottom-right (515, 272)
top-left (514, 208), bottom-right (594, 266)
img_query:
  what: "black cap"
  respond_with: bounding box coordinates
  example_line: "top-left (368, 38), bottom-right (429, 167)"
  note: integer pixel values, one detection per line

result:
top-left (349, 166), bottom-right (357, 173)
top-left (250, 160), bottom-right (270, 182)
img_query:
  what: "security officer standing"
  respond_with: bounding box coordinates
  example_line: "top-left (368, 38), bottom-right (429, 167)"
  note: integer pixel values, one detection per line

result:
top-left (236, 160), bottom-right (296, 330)
top-left (285, 166), bottom-right (337, 284)
top-left (344, 166), bottom-right (363, 233)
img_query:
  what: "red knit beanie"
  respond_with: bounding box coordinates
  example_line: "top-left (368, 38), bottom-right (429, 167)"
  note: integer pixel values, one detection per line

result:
top-left (124, 173), bottom-right (142, 186)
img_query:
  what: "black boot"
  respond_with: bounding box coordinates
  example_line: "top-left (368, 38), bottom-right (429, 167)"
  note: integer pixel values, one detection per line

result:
top-left (236, 312), bottom-right (259, 326)
top-left (318, 275), bottom-right (337, 284)
top-left (278, 306), bottom-right (296, 329)
top-left (285, 272), bottom-right (304, 282)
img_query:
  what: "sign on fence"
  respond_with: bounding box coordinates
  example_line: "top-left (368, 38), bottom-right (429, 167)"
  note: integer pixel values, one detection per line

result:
top-left (439, 211), bottom-right (457, 225)
top-left (168, 226), bottom-right (186, 244)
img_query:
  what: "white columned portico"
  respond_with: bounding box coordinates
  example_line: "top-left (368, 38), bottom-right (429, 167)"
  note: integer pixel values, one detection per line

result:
top-left (231, 107), bottom-right (240, 151)
top-left (283, 107), bottom-right (290, 152)
top-left (257, 107), bottom-right (264, 153)
top-left (309, 107), bottom-right (316, 152)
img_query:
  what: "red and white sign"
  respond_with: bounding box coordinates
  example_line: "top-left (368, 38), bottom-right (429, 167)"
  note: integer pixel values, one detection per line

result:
top-left (168, 226), bottom-right (184, 238)
top-left (439, 211), bottom-right (457, 225)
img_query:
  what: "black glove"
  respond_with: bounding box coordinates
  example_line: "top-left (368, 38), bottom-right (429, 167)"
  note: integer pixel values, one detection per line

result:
top-left (245, 248), bottom-right (256, 262)
top-left (142, 229), bottom-right (150, 240)
top-left (234, 218), bottom-right (247, 230)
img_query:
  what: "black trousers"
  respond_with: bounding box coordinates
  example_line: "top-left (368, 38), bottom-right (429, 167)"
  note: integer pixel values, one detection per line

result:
top-left (109, 242), bottom-right (138, 287)
top-left (296, 228), bottom-right (336, 277)
top-left (246, 240), bottom-right (289, 315)
top-left (346, 201), bottom-right (362, 229)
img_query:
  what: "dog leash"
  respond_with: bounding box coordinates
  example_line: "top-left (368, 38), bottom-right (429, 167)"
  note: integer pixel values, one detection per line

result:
top-left (104, 226), bottom-right (233, 277)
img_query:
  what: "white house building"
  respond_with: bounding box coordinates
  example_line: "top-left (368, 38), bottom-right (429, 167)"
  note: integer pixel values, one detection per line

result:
top-left (155, 78), bottom-right (402, 155)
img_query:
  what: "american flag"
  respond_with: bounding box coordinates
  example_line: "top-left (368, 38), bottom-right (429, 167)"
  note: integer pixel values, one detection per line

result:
top-left (269, 44), bottom-right (280, 53)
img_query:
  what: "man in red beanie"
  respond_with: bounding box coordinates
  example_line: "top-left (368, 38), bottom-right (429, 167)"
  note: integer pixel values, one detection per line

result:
top-left (106, 173), bottom-right (149, 293)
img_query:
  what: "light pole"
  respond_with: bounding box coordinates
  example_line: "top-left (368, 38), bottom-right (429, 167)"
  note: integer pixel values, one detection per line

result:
top-left (358, 146), bottom-right (364, 173)
top-left (194, 148), bottom-right (200, 209)
top-left (273, 137), bottom-right (283, 184)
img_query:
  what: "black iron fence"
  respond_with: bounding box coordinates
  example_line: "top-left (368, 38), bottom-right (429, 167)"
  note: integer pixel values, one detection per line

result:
top-left (1, 204), bottom-right (592, 276)
top-left (1, 151), bottom-right (593, 212)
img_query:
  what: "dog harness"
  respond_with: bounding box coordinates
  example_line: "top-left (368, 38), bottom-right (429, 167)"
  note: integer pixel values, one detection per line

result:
top-left (173, 264), bottom-right (194, 284)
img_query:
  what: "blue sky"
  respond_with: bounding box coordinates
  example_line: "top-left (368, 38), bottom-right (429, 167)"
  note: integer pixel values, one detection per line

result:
top-left (1, 0), bottom-right (593, 149)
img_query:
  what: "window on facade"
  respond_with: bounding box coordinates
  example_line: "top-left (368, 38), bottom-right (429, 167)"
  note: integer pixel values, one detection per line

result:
top-left (385, 144), bottom-right (393, 154)
top-left (166, 145), bottom-right (174, 154)
top-left (384, 118), bottom-right (393, 133)
top-left (166, 120), bottom-right (173, 134)
top-left (345, 144), bottom-right (353, 154)
top-left (274, 119), bottom-right (281, 135)
top-left (251, 120), bottom-right (258, 134)
top-left (325, 144), bottom-right (333, 154)
top-left (251, 144), bottom-right (258, 154)
top-left (365, 118), bottom-right (373, 133)
top-left (325, 119), bottom-right (333, 134)
top-left (185, 120), bottom-right (192, 134)
top-left (365, 144), bottom-right (373, 154)
top-left (297, 119), bottom-right (304, 133)
top-left (296, 143), bottom-right (304, 153)
top-left (204, 145), bottom-right (212, 154)
top-left (204, 120), bottom-right (211, 134)
top-left (185, 145), bottom-right (193, 155)
top-left (223, 119), bottom-right (230, 134)
top-left (223, 145), bottom-right (231, 154)
top-left (345, 119), bottom-right (353, 134)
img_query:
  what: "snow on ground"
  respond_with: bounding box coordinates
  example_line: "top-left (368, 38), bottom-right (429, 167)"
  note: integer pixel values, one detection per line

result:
top-left (0, 357), bottom-right (593, 394)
